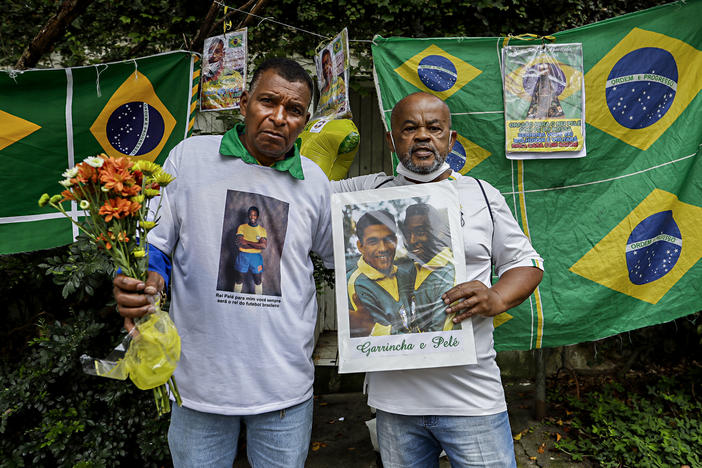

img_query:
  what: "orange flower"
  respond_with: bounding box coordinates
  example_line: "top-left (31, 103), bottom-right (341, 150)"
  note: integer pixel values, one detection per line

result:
top-left (120, 183), bottom-right (141, 197)
top-left (99, 156), bottom-right (136, 194)
top-left (96, 233), bottom-right (112, 250)
top-left (74, 163), bottom-right (99, 184)
top-left (116, 231), bottom-right (130, 242)
top-left (61, 189), bottom-right (76, 202)
top-left (99, 197), bottom-right (141, 222)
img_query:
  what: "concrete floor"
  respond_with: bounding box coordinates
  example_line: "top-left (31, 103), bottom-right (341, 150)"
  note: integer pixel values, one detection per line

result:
top-left (232, 378), bottom-right (592, 467)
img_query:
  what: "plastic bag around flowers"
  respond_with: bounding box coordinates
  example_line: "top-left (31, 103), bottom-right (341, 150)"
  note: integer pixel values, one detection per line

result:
top-left (80, 309), bottom-right (181, 389)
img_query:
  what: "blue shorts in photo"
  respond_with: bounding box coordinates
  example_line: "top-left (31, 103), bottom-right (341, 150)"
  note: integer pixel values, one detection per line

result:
top-left (235, 251), bottom-right (264, 274)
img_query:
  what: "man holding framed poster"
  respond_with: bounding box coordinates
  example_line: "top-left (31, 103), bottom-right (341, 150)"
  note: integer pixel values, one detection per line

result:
top-left (332, 180), bottom-right (475, 372)
top-left (332, 92), bottom-right (544, 467)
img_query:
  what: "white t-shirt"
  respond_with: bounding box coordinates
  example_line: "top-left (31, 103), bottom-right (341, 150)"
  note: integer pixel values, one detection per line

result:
top-left (150, 135), bottom-right (333, 415)
top-left (332, 171), bottom-right (544, 416)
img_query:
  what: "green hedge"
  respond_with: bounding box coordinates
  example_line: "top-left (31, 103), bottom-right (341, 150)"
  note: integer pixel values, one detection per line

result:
top-left (0, 238), bottom-right (171, 467)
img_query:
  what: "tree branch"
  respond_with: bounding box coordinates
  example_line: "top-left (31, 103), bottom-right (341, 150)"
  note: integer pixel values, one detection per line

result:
top-left (15, 0), bottom-right (95, 70)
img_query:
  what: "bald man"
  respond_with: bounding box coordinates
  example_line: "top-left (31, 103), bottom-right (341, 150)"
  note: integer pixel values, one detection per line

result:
top-left (333, 92), bottom-right (544, 468)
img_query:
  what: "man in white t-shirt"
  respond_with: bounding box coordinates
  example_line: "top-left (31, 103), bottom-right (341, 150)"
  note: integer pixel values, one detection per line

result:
top-left (333, 92), bottom-right (544, 468)
top-left (112, 58), bottom-right (333, 468)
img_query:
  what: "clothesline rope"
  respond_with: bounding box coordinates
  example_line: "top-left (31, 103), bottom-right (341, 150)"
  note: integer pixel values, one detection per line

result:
top-left (212, 0), bottom-right (373, 43)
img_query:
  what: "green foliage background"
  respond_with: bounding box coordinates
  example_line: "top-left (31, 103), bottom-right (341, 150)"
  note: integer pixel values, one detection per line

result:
top-left (1, 0), bottom-right (669, 73)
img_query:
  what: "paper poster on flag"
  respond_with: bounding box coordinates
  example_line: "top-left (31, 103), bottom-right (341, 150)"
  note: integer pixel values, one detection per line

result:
top-left (331, 182), bottom-right (475, 373)
top-left (372, 0), bottom-right (702, 351)
top-left (313, 28), bottom-right (352, 119)
top-left (0, 51), bottom-right (197, 255)
top-left (200, 29), bottom-right (248, 111)
top-left (502, 43), bottom-right (586, 159)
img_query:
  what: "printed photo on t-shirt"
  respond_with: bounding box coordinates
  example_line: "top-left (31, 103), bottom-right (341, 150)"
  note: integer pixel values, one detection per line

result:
top-left (216, 190), bottom-right (289, 296)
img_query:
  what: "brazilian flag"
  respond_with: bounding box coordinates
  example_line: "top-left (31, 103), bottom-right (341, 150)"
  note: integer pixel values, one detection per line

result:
top-left (372, 0), bottom-right (702, 350)
top-left (0, 52), bottom-right (199, 254)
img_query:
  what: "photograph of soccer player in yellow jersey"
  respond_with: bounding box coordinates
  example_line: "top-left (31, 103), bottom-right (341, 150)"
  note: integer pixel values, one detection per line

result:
top-left (343, 201), bottom-right (456, 337)
top-left (217, 190), bottom-right (288, 296)
top-left (235, 206), bottom-right (267, 294)
top-left (401, 203), bottom-right (456, 333)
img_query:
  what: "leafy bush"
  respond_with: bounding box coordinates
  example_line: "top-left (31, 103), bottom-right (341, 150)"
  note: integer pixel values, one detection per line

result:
top-left (0, 237), bottom-right (171, 467)
top-left (0, 310), bottom-right (171, 467)
top-left (553, 368), bottom-right (702, 467)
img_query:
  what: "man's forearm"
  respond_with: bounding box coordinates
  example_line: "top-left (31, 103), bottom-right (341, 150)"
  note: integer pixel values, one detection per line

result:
top-left (491, 266), bottom-right (543, 313)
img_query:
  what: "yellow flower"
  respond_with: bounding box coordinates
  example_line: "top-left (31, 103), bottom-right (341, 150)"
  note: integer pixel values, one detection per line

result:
top-left (79, 200), bottom-right (90, 210)
top-left (38, 193), bottom-right (50, 207)
top-left (153, 170), bottom-right (175, 186)
top-left (140, 221), bottom-right (156, 230)
top-left (132, 160), bottom-right (161, 175)
top-left (133, 249), bottom-right (146, 258)
top-left (50, 194), bottom-right (63, 204)
top-left (143, 188), bottom-right (160, 198)
top-left (131, 194), bottom-right (145, 203)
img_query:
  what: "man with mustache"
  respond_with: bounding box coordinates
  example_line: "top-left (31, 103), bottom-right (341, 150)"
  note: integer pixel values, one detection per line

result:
top-left (333, 92), bottom-right (544, 467)
top-left (401, 202), bottom-right (456, 333)
top-left (113, 58), bottom-right (334, 467)
top-left (347, 210), bottom-right (413, 337)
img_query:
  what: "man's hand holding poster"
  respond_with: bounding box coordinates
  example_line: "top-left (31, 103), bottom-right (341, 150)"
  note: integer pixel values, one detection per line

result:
top-left (331, 182), bottom-right (477, 373)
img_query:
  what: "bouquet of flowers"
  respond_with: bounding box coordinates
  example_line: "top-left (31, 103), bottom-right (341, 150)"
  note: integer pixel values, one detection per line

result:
top-left (38, 153), bottom-right (181, 415)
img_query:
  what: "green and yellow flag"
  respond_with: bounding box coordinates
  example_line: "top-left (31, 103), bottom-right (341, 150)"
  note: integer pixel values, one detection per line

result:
top-left (0, 52), bottom-right (198, 254)
top-left (372, 0), bottom-right (702, 349)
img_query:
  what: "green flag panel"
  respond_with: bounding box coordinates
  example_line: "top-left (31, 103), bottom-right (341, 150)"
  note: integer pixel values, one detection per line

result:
top-left (0, 52), bottom-right (196, 255)
top-left (372, 0), bottom-right (702, 350)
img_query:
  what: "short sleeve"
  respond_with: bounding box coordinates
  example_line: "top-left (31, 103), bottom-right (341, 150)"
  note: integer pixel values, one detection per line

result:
top-left (311, 176), bottom-right (335, 268)
top-left (331, 172), bottom-right (393, 193)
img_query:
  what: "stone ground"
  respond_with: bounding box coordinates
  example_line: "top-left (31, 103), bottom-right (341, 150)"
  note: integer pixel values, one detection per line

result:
top-left (233, 377), bottom-right (593, 468)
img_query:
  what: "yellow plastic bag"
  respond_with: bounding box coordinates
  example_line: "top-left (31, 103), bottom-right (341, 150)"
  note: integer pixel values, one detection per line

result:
top-left (81, 309), bottom-right (181, 390)
top-left (125, 310), bottom-right (181, 390)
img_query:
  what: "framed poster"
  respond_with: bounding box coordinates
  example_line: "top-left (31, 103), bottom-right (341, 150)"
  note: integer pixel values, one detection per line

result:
top-left (200, 29), bottom-right (248, 111)
top-left (313, 28), bottom-right (352, 119)
top-left (502, 43), bottom-right (586, 159)
top-left (331, 181), bottom-right (477, 373)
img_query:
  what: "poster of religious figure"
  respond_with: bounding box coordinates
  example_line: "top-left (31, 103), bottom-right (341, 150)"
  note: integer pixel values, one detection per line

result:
top-left (313, 28), bottom-right (352, 119)
top-left (200, 29), bottom-right (248, 111)
top-left (502, 43), bottom-right (586, 159)
top-left (331, 181), bottom-right (477, 373)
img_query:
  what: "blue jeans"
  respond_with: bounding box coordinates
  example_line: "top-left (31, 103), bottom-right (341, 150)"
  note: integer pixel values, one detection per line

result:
top-left (167, 398), bottom-right (313, 468)
top-left (376, 410), bottom-right (517, 468)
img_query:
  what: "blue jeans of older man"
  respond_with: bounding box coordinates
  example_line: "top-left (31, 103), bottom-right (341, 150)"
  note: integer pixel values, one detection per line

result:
top-left (376, 409), bottom-right (517, 468)
top-left (167, 397), bottom-right (313, 468)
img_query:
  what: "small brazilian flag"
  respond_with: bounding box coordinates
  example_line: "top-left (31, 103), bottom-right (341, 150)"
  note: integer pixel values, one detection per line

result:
top-left (0, 51), bottom-right (198, 254)
top-left (372, 0), bottom-right (702, 350)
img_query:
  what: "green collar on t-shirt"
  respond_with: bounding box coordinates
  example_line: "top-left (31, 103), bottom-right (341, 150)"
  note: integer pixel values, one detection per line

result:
top-left (219, 123), bottom-right (304, 180)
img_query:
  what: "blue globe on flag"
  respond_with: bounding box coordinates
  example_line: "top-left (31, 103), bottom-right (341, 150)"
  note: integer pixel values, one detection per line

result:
top-left (626, 210), bottom-right (682, 285)
top-left (606, 47), bottom-right (678, 129)
top-left (106, 102), bottom-right (165, 156)
top-left (417, 55), bottom-right (457, 92)
top-left (446, 140), bottom-right (466, 172)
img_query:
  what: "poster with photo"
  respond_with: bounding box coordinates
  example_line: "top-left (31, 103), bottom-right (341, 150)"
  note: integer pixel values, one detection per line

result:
top-left (200, 29), bottom-right (248, 111)
top-left (502, 43), bottom-right (586, 159)
top-left (313, 28), bottom-right (352, 119)
top-left (331, 181), bottom-right (477, 373)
